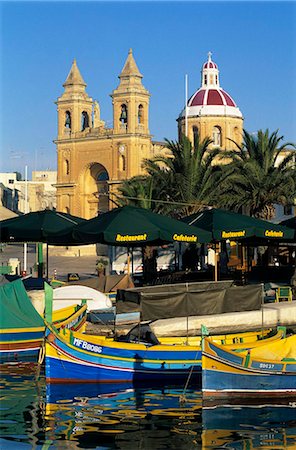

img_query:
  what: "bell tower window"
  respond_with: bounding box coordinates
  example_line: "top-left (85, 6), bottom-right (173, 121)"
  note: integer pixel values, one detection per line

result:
top-left (65, 111), bottom-right (71, 129)
top-left (120, 104), bottom-right (128, 124)
top-left (81, 111), bottom-right (89, 131)
top-left (204, 74), bottom-right (207, 85)
top-left (138, 104), bottom-right (144, 124)
top-left (213, 126), bottom-right (222, 146)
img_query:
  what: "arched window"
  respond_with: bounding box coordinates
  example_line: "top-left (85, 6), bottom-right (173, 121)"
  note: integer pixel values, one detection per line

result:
top-left (138, 104), bottom-right (144, 124)
top-left (65, 111), bottom-right (71, 129)
top-left (120, 104), bottom-right (128, 124)
top-left (233, 127), bottom-right (240, 144)
top-left (81, 111), bottom-right (89, 131)
top-left (119, 154), bottom-right (126, 171)
top-left (192, 126), bottom-right (199, 148)
top-left (213, 126), bottom-right (222, 146)
top-left (64, 159), bottom-right (69, 175)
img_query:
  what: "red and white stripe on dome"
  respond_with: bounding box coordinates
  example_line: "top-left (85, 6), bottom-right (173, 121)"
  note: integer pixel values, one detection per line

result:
top-left (189, 88), bottom-right (237, 107)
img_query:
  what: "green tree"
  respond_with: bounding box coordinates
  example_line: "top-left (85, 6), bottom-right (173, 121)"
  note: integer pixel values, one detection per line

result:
top-left (218, 129), bottom-right (296, 219)
top-left (142, 134), bottom-right (222, 218)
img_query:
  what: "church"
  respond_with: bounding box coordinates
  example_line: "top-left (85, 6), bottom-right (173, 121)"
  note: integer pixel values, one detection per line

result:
top-left (55, 50), bottom-right (243, 218)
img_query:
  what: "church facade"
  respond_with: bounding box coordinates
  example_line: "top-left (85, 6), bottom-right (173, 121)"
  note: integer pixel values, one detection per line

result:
top-left (55, 49), bottom-right (163, 219)
top-left (55, 51), bottom-right (243, 218)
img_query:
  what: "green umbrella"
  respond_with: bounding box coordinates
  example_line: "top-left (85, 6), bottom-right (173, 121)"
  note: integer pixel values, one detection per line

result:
top-left (280, 217), bottom-right (296, 239)
top-left (0, 210), bottom-right (87, 278)
top-left (73, 206), bottom-right (211, 245)
top-left (183, 208), bottom-right (294, 242)
top-left (0, 209), bottom-right (86, 245)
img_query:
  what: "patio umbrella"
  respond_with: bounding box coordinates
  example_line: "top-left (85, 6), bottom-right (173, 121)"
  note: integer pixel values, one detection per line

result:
top-left (280, 217), bottom-right (296, 239)
top-left (183, 208), bottom-right (294, 281)
top-left (73, 205), bottom-right (212, 245)
top-left (0, 210), bottom-right (86, 278)
top-left (0, 209), bottom-right (86, 245)
top-left (183, 208), bottom-right (294, 242)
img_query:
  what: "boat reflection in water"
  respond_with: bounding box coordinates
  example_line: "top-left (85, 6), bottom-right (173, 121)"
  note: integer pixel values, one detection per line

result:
top-left (45, 382), bottom-right (203, 448)
top-left (202, 402), bottom-right (296, 449)
top-left (1, 365), bottom-right (296, 449)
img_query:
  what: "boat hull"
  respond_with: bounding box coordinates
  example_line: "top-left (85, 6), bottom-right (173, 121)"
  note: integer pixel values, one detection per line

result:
top-left (0, 328), bottom-right (44, 363)
top-left (45, 328), bottom-right (202, 384)
top-left (0, 304), bottom-right (87, 363)
top-left (202, 336), bottom-right (296, 398)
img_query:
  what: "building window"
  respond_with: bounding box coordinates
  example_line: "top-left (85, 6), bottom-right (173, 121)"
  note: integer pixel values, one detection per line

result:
top-left (284, 205), bottom-right (293, 216)
top-left (8, 179), bottom-right (14, 184)
top-left (204, 74), bottom-right (207, 85)
top-left (81, 111), bottom-right (89, 131)
top-left (120, 104), bottom-right (128, 124)
top-left (64, 159), bottom-right (69, 175)
top-left (65, 111), bottom-right (71, 129)
top-left (138, 105), bottom-right (144, 124)
top-left (192, 126), bottom-right (199, 148)
top-left (213, 126), bottom-right (222, 146)
top-left (119, 154), bottom-right (126, 171)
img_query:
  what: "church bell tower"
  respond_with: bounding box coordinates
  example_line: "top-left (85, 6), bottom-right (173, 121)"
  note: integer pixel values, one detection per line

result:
top-left (56, 59), bottom-right (93, 139)
top-left (111, 49), bottom-right (150, 136)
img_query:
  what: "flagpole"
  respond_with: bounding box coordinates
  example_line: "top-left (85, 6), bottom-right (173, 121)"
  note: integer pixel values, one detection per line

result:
top-left (185, 74), bottom-right (188, 137)
top-left (23, 165), bottom-right (28, 274)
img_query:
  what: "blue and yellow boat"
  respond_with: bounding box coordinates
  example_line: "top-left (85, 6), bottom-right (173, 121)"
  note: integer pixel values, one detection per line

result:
top-left (0, 279), bottom-right (87, 363)
top-left (202, 334), bottom-right (296, 399)
top-left (45, 322), bottom-right (286, 384)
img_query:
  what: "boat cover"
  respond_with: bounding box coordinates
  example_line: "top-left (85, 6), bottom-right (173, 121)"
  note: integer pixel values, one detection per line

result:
top-left (68, 274), bottom-right (134, 293)
top-left (0, 279), bottom-right (44, 329)
top-left (116, 281), bottom-right (263, 320)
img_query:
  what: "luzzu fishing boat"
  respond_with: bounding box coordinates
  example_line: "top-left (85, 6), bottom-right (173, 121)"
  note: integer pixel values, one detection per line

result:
top-left (45, 324), bottom-right (286, 384)
top-left (202, 334), bottom-right (296, 399)
top-left (0, 279), bottom-right (87, 363)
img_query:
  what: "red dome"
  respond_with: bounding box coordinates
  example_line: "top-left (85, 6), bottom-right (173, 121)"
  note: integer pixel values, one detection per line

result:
top-left (189, 88), bottom-right (236, 107)
top-left (203, 61), bottom-right (218, 69)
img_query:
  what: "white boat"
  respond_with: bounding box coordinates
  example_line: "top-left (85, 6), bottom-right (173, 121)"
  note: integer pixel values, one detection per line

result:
top-left (28, 285), bottom-right (112, 314)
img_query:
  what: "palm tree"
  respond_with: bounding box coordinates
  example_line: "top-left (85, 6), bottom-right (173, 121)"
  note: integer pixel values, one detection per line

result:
top-left (218, 129), bottom-right (296, 219)
top-left (141, 134), bottom-right (222, 218)
top-left (116, 175), bottom-right (154, 209)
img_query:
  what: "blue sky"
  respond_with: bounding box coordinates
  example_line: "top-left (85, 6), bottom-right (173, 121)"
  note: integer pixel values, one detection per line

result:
top-left (1, 1), bottom-right (296, 177)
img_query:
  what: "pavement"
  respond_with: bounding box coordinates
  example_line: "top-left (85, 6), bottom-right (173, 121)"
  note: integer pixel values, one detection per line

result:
top-left (0, 243), bottom-right (98, 282)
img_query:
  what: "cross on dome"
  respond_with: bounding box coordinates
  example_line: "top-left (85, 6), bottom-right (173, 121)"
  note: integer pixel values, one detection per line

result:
top-left (208, 51), bottom-right (212, 61)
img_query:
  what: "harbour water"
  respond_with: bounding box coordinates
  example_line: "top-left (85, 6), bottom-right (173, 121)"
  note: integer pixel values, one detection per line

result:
top-left (1, 364), bottom-right (296, 449)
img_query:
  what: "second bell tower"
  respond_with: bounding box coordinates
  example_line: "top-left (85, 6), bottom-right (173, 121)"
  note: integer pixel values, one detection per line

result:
top-left (111, 49), bottom-right (150, 136)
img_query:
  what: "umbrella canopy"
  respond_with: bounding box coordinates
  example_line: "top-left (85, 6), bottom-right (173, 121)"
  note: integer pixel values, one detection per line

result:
top-left (183, 208), bottom-right (295, 242)
top-left (73, 206), bottom-right (212, 246)
top-left (0, 209), bottom-right (86, 245)
top-left (280, 217), bottom-right (296, 240)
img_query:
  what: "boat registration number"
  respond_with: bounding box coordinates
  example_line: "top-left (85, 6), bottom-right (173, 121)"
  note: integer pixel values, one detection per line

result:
top-left (73, 337), bottom-right (102, 354)
top-left (259, 363), bottom-right (275, 369)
